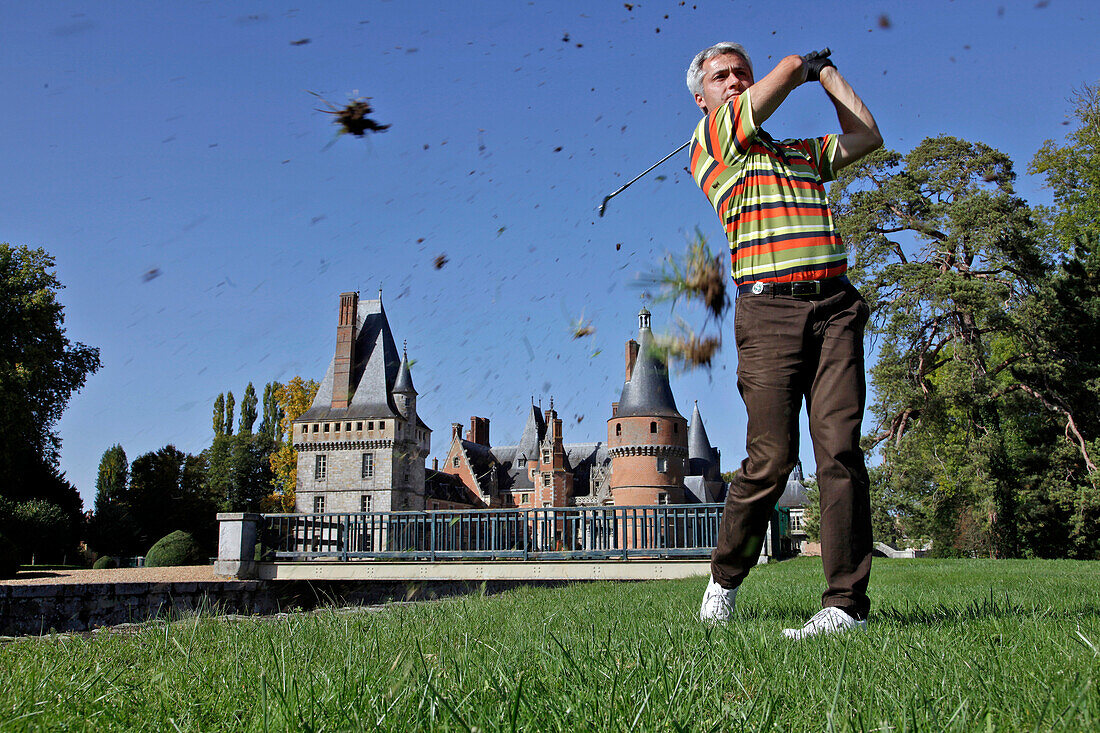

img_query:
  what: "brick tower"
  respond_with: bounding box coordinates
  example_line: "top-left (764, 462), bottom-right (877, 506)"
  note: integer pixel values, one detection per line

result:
top-left (606, 307), bottom-right (687, 504)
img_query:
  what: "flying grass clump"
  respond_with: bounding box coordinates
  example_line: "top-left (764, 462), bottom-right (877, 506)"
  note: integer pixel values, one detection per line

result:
top-left (640, 229), bottom-right (729, 371)
top-left (648, 228), bottom-right (729, 321)
top-left (648, 318), bottom-right (722, 371)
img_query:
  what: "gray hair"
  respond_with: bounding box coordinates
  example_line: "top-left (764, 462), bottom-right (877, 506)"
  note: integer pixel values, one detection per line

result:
top-left (686, 42), bottom-right (753, 97)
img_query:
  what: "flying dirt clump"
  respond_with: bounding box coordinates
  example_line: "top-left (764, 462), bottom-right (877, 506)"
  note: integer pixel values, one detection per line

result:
top-left (310, 92), bottom-right (390, 137)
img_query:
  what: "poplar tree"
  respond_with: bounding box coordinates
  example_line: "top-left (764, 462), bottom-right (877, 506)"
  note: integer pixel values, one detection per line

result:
top-left (239, 383), bottom-right (258, 434)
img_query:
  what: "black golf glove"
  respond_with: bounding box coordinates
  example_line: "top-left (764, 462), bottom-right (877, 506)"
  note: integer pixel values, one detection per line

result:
top-left (802, 48), bottom-right (835, 82)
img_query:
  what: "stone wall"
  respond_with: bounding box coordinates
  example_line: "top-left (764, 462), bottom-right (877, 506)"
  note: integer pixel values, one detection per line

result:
top-left (0, 579), bottom-right (570, 637)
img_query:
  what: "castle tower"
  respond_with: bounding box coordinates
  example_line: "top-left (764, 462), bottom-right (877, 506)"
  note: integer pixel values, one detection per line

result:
top-left (537, 398), bottom-right (573, 506)
top-left (293, 291), bottom-right (431, 514)
top-left (606, 307), bottom-right (688, 504)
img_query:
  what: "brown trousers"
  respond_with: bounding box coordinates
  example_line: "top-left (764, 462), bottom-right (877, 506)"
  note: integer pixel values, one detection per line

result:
top-left (711, 281), bottom-right (873, 618)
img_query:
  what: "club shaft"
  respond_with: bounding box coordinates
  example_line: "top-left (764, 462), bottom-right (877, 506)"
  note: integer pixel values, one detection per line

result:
top-left (606, 140), bottom-right (691, 200)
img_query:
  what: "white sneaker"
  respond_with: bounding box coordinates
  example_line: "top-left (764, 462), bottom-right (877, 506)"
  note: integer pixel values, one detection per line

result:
top-left (782, 607), bottom-right (867, 640)
top-left (699, 576), bottom-right (737, 623)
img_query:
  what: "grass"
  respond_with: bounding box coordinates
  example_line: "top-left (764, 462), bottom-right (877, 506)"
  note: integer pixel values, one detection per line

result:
top-left (1, 558), bottom-right (1098, 731)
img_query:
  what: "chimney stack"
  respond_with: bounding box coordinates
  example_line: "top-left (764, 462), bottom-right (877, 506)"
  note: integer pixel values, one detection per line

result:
top-left (467, 416), bottom-right (490, 446)
top-left (625, 339), bottom-right (640, 382)
top-left (451, 422), bottom-right (464, 441)
top-left (331, 292), bottom-right (359, 409)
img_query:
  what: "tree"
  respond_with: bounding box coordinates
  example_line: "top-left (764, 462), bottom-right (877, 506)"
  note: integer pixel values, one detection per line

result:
top-left (833, 129), bottom-right (1100, 559)
top-left (88, 444), bottom-right (137, 557)
top-left (213, 394), bottom-right (225, 436)
top-left (127, 446), bottom-right (217, 555)
top-left (93, 445), bottom-right (128, 514)
top-left (832, 136), bottom-right (1053, 557)
top-left (259, 381), bottom-right (284, 445)
top-left (1029, 83), bottom-right (1100, 251)
top-left (267, 377), bottom-right (319, 512)
top-left (224, 391), bottom-right (235, 437)
top-left (239, 382), bottom-right (258, 434)
top-left (0, 244), bottom-right (100, 496)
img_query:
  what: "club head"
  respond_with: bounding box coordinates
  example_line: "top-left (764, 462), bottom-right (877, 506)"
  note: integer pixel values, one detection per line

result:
top-left (598, 195), bottom-right (611, 218)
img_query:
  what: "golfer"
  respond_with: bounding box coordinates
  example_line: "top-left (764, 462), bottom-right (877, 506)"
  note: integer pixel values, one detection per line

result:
top-left (687, 43), bottom-right (882, 638)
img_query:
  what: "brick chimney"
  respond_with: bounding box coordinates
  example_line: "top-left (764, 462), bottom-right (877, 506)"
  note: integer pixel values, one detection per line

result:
top-left (451, 422), bottom-right (464, 441)
top-left (625, 339), bottom-right (640, 382)
top-left (467, 416), bottom-right (490, 446)
top-left (331, 292), bottom-right (359, 409)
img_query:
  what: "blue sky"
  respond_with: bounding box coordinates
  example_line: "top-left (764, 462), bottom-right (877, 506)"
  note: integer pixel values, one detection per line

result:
top-left (2, 0), bottom-right (1096, 507)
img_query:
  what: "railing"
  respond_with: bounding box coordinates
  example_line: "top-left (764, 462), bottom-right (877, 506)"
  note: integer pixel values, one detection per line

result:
top-left (259, 504), bottom-right (724, 561)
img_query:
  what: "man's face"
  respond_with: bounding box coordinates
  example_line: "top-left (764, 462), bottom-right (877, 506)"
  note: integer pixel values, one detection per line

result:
top-left (694, 52), bottom-right (754, 114)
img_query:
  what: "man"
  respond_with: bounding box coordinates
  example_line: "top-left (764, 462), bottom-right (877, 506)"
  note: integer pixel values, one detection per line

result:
top-left (687, 43), bottom-right (882, 639)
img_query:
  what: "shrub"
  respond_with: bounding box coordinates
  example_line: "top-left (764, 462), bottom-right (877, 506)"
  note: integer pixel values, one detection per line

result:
top-left (92, 555), bottom-right (118, 570)
top-left (0, 534), bottom-right (17, 579)
top-left (144, 531), bottom-right (205, 567)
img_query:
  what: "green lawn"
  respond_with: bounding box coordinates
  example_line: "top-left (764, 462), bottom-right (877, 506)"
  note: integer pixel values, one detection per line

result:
top-left (1, 558), bottom-right (1098, 731)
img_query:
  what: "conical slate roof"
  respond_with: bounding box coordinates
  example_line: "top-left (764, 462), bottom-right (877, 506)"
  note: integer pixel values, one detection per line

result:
top-left (512, 404), bottom-right (546, 463)
top-left (687, 401), bottom-right (712, 460)
top-left (393, 348), bottom-right (416, 395)
top-left (777, 461), bottom-right (809, 508)
top-left (616, 308), bottom-right (683, 418)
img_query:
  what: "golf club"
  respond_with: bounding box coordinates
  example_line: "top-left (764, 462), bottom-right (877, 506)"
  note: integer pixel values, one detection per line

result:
top-left (598, 140), bottom-right (691, 217)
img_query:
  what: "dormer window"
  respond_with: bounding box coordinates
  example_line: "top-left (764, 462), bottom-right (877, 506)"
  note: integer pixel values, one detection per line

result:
top-left (542, 449), bottom-right (551, 463)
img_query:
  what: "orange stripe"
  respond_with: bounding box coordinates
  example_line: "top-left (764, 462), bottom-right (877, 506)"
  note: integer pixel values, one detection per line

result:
top-left (733, 235), bottom-right (843, 261)
top-left (731, 205), bottom-right (831, 226)
top-left (742, 264), bottom-right (848, 284)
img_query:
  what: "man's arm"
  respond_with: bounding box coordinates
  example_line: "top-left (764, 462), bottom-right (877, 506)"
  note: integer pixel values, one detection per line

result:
top-left (747, 55), bottom-right (807, 127)
top-left (818, 66), bottom-right (882, 170)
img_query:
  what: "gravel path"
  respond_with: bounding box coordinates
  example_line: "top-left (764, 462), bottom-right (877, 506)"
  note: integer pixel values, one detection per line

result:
top-left (0, 566), bottom-right (238, 586)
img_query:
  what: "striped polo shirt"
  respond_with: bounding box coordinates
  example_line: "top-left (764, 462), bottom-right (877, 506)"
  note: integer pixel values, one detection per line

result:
top-left (690, 90), bottom-right (847, 286)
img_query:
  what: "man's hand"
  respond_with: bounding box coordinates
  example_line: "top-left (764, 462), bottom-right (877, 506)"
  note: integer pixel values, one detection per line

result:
top-left (802, 48), bottom-right (835, 82)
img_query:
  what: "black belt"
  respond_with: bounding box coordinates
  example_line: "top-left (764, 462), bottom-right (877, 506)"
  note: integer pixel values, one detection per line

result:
top-left (737, 277), bottom-right (848, 298)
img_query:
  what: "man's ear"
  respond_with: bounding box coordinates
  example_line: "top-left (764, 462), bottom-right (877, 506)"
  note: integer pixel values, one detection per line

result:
top-left (694, 93), bottom-right (708, 114)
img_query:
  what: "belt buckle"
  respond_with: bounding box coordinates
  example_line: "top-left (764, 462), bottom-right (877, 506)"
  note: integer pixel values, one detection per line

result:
top-left (751, 282), bottom-right (764, 295)
top-left (795, 281), bottom-right (822, 296)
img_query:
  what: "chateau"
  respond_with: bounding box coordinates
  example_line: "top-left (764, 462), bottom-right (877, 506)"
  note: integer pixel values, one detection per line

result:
top-left (294, 294), bottom-right (726, 513)
top-left (436, 307), bottom-right (726, 508)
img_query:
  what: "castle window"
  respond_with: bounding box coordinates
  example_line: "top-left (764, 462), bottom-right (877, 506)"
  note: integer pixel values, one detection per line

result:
top-left (357, 422), bottom-right (363, 431)
top-left (542, 473), bottom-right (551, 487)
top-left (324, 423), bottom-right (330, 433)
top-left (313, 496), bottom-right (325, 513)
top-left (615, 423), bottom-right (621, 436)
top-left (674, 424), bottom-right (679, 434)
top-left (360, 494), bottom-right (372, 513)
top-left (312, 424), bottom-right (319, 433)
top-left (650, 421), bottom-right (658, 434)
top-left (657, 492), bottom-right (669, 505)
top-left (335, 422), bottom-right (341, 431)
top-left (432, 502), bottom-right (439, 510)
top-left (302, 424), bottom-right (309, 435)
top-left (542, 449), bottom-right (551, 463)
top-left (361, 453), bottom-right (374, 479)
top-left (315, 455), bottom-right (327, 480)
top-left (368, 421), bottom-right (374, 431)
top-left (345, 422), bottom-right (352, 432)
top-left (521, 493), bottom-right (529, 504)
top-left (657, 456), bottom-right (668, 473)
top-left (453, 456), bottom-right (460, 468)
